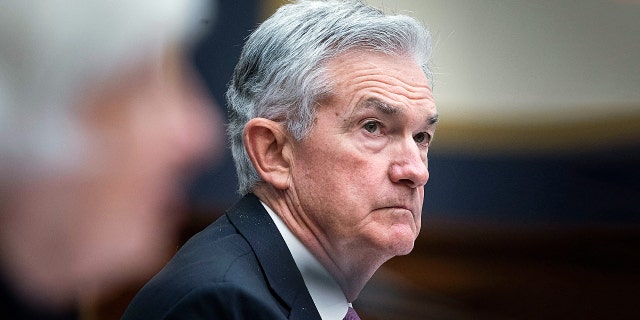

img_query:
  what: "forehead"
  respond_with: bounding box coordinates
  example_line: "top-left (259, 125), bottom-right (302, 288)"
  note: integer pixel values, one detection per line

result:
top-left (322, 50), bottom-right (435, 116)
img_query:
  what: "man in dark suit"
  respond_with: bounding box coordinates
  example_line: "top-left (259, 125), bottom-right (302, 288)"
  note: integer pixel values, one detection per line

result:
top-left (123, 1), bottom-right (438, 319)
top-left (122, 194), bottom-right (320, 319)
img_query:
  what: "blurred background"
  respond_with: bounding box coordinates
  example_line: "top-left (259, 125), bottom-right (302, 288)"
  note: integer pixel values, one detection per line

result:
top-left (95, 0), bottom-right (639, 319)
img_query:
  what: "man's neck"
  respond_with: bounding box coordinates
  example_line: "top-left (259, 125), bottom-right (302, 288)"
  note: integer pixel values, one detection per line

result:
top-left (253, 186), bottom-right (386, 301)
top-left (261, 201), bottom-right (349, 320)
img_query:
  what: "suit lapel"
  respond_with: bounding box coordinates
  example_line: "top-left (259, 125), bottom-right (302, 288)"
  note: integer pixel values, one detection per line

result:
top-left (227, 194), bottom-right (321, 320)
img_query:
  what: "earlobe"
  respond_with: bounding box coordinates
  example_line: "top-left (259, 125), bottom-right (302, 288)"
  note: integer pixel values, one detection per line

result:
top-left (243, 118), bottom-right (292, 190)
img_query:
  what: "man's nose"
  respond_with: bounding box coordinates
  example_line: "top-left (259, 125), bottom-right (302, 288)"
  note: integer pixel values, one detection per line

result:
top-left (388, 137), bottom-right (430, 188)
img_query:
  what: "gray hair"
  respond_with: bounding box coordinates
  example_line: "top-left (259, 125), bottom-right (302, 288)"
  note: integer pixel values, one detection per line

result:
top-left (0, 0), bottom-right (212, 176)
top-left (226, 0), bottom-right (433, 195)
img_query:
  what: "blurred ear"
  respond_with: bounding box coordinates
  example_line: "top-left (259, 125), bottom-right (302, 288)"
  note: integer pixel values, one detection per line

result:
top-left (243, 118), bottom-right (292, 190)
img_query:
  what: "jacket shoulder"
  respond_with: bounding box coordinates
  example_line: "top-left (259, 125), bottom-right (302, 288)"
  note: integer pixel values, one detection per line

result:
top-left (123, 215), bottom-right (283, 319)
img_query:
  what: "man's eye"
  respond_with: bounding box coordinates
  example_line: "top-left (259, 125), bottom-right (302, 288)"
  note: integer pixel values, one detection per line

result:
top-left (363, 121), bottom-right (380, 133)
top-left (414, 132), bottom-right (430, 144)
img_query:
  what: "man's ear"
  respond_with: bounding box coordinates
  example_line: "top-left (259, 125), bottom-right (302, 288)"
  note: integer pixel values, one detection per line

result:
top-left (243, 118), bottom-right (292, 190)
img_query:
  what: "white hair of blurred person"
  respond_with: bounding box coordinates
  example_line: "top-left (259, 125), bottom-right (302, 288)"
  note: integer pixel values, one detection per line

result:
top-left (0, 0), bottom-right (221, 312)
top-left (0, 0), bottom-right (212, 176)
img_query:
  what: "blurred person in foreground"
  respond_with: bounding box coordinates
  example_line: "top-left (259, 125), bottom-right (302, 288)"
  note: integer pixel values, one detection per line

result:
top-left (123, 0), bottom-right (438, 319)
top-left (0, 0), bottom-right (222, 318)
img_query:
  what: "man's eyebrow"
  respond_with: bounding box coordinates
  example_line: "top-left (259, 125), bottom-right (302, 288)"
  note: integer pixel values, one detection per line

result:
top-left (360, 98), bottom-right (439, 126)
top-left (428, 114), bottom-right (439, 125)
top-left (360, 98), bottom-right (401, 115)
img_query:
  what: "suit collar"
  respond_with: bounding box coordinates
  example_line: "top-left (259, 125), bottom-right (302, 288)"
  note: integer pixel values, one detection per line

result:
top-left (226, 194), bottom-right (321, 320)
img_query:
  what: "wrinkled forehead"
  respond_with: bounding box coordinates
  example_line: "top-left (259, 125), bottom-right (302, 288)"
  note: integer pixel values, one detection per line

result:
top-left (321, 50), bottom-right (434, 110)
top-left (323, 48), bottom-right (429, 84)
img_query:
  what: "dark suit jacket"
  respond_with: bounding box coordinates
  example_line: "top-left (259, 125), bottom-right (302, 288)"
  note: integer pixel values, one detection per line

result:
top-left (122, 194), bottom-right (321, 319)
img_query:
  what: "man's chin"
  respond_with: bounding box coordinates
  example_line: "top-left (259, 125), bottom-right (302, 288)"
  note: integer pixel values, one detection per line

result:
top-left (392, 240), bottom-right (415, 256)
top-left (385, 228), bottom-right (417, 256)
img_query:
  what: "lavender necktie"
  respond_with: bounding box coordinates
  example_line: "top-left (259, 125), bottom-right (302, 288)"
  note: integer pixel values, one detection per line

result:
top-left (343, 306), bottom-right (361, 320)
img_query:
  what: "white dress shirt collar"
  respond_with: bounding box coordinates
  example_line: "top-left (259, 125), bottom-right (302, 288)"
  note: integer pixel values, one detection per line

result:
top-left (261, 201), bottom-right (349, 320)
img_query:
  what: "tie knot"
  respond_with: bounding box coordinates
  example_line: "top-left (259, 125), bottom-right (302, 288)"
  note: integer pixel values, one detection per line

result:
top-left (343, 306), bottom-right (361, 320)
